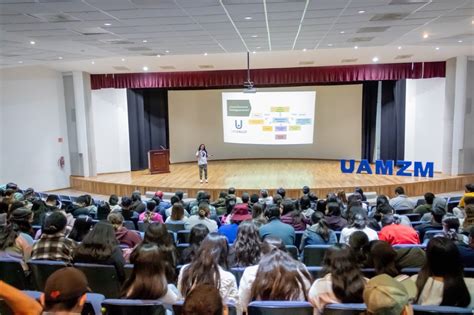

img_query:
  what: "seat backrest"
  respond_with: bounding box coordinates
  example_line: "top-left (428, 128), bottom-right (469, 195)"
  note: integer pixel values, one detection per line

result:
top-left (423, 229), bottom-right (443, 242)
top-left (173, 300), bottom-right (237, 315)
top-left (177, 230), bottom-right (190, 244)
top-left (176, 243), bottom-right (189, 261)
top-left (306, 266), bottom-right (323, 280)
top-left (28, 260), bottom-right (67, 291)
top-left (405, 213), bottom-right (421, 222)
top-left (463, 267), bottom-right (474, 277)
top-left (247, 301), bottom-right (313, 315)
top-left (101, 299), bottom-right (166, 315)
top-left (74, 263), bottom-right (122, 298)
top-left (166, 223), bottom-right (186, 233)
top-left (323, 303), bottom-right (367, 315)
top-left (0, 258), bottom-right (29, 290)
top-left (303, 245), bottom-right (331, 266)
top-left (412, 304), bottom-right (473, 314)
top-left (395, 208), bottom-right (414, 215)
top-left (285, 245), bottom-right (299, 260)
top-left (137, 221), bottom-right (149, 232)
top-left (294, 231), bottom-right (304, 248)
top-left (123, 220), bottom-right (136, 230)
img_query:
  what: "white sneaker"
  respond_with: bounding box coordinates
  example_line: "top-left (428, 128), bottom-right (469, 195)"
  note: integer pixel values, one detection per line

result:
top-left (200, 179), bottom-right (203, 183)
top-left (205, 179), bottom-right (208, 183)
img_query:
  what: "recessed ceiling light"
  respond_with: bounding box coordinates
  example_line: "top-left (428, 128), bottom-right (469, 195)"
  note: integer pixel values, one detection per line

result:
top-left (423, 33), bottom-right (429, 39)
top-left (251, 35), bottom-right (258, 38)
top-left (121, 58), bottom-right (125, 61)
top-left (104, 23), bottom-right (111, 26)
top-left (354, 46), bottom-right (358, 49)
top-left (143, 66), bottom-right (148, 71)
top-left (397, 46), bottom-right (402, 50)
top-left (252, 51), bottom-right (256, 54)
top-left (458, 40), bottom-right (463, 43)
top-left (303, 48), bottom-right (307, 52)
top-left (165, 50), bottom-right (170, 53)
top-left (435, 47), bottom-right (440, 50)
top-left (30, 41), bottom-right (35, 45)
top-left (142, 40), bottom-right (148, 43)
top-left (204, 52), bottom-right (208, 56)
top-left (245, 16), bottom-right (252, 20)
top-left (91, 61), bottom-right (95, 64)
top-left (18, 61), bottom-right (23, 64)
top-left (372, 56), bottom-right (379, 62)
top-left (358, 10), bottom-right (365, 14)
top-left (327, 43), bottom-right (333, 47)
top-left (340, 31), bottom-right (345, 34)
top-left (58, 56), bottom-right (63, 60)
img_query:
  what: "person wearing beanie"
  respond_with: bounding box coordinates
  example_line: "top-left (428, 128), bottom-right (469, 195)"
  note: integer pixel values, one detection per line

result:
top-left (31, 211), bottom-right (76, 263)
top-left (364, 274), bottom-right (414, 315)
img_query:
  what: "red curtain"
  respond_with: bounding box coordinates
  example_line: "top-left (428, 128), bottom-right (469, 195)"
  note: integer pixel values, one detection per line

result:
top-left (90, 61), bottom-right (445, 90)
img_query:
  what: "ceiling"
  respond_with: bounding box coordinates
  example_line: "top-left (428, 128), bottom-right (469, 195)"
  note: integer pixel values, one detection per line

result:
top-left (0, 0), bottom-right (473, 73)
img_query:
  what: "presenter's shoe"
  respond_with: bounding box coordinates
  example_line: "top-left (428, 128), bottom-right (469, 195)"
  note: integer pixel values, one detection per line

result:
top-left (200, 179), bottom-right (203, 184)
top-left (205, 179), bottom-right (208, 183)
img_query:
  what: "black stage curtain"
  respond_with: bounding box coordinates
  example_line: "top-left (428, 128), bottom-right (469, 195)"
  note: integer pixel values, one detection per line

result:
top-left (361, 81), bottom-right (378, 163)
top-left (380, 80), bottom-right (406, 161)
top-left (127, 89), bottom-right (169, 171)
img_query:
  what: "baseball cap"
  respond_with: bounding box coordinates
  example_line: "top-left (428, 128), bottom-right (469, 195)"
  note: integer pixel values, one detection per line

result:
top-left (44, 268), bottom-right (90, 302)
top-left (363, 274), bottom-right (413, 315)
top-left (154, 191), bottom-right (164, 199)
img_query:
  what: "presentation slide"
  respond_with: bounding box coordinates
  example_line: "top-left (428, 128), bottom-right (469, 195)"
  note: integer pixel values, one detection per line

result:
top-left (222, 91), bottom-right (316, 145)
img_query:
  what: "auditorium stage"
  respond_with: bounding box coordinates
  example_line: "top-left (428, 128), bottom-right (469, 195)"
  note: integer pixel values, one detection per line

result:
top-left (70, 159), bottom-right (474, 200)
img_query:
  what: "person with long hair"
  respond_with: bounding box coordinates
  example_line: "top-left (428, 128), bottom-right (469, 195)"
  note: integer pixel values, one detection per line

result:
top-left (229, 221), bottom-right (262, 267)
top-left (348, 231), bottom-right (369, 267)
top-left (183, 284), bottom-right (228, 315)
top-left (73, 221), bottom-right (126, 283)
top-left (178, 233), bottom-right (238, 307)
top-left (180, 224), bottom-right (209, 264)
top-left (196, 143), bottom-right (210, 184)
top-left (324, 202), bottom-right (348, 231)
top-left (308, 244), bottom-right (367, 314)
top-left (137, 223), bottom-right (177, 282)
top-left (122, 244), bottom-right (180, 306)
top-left (165, 203), bottom-right (189, 224)
top-left (280, 199), bottom-right (307, 231)
top-left (0, 223), bottom-right (33, 270)
top-left (339, 212), bottom-right (378, 244)
top-left (68, 215), bottom-right (93, 242)
top-left (185, 202), bottom-right (218, 232)
top-left (239, 237), bottom-right (311, 312)
top-left (411, 237), bottom-right (472, 307)
top-left (300, 211), bottom-right (337, 253)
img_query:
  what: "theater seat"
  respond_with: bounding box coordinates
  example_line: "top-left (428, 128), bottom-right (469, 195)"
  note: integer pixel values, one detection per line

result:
top-left (285, 245), bottom-right (299, 260)
top-left (176, 243), bottom-right (189, 261)
top-left (0, 258), bottom-right (29, 290)
top-left (101, 299), bottom-right (166, 315)
top-left (295, 231), bottom-right (304, 248)
top-left (323, 303), bottom-right (367, 315)
top-left (123, 220), bottom-right (136, 231)
top-left (412, 304), bottom-right (473, 314)
top-left (307, 266), bottom-right (323, 279)
top-left (303, 245), bottom-right (331, 266)
top-left (173, 300), bottom-right (237, 315)
top-left (74, 263), bottom-right (121, 298)
top-left (247, 301), bottom-right (313, 315)
top-left (177, 230), bottom-right (190, 243)
top-left (165, 223), bottom-right (186, 233)
top-left (28, 260), bottom-right (67, 291)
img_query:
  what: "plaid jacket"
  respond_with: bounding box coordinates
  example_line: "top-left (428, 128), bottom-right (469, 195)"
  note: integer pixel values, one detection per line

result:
top-left (30, 232), bottom-right (77, 263)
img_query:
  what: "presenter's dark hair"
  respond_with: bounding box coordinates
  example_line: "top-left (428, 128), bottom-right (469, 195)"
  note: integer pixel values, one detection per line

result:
top-left (197, 144), bottom-right (207, 155)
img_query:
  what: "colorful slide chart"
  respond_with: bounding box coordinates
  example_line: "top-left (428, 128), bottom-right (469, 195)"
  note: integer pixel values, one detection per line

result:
top-left (222, 91), bottom-right (316, 145)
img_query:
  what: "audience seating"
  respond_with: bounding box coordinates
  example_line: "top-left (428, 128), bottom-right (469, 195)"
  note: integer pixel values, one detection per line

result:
top-left (405, 213), bottom-right (421, 222)
top-left (0, 258), bottom-right (29, 290)
top-left (423, 229), bottom-right (444, 242)
top-left (74, 263), bottom-right (122, 298)
top-left (285, 245), bottom-right (299, 260)
top-left (176, 243), bottom-right (189, 261)
top-left (395, 208), bottom-right (414, 215)
top-left (123, 220), bottom-right (136, 231)
top-left (323, 303), bottom-right (367, 315)
top-left (415, 198), bottom-right (426, 207)
top-left (334, 231), bottom-right (341, 241)
top-left (173, 300), bottom-right (237, 315)
top-left (307, 266), bottom-right (322, 279)
top-left (302, 245), bottom-right (331, 266)
top-left (177, 230), bottom-right (190, 243)
top-left (28, 260), bottom-right (67, 291)
top-left (412, 305), bottom-right (473, 314)
top-left (294, 231), bottom-right (304, 248)
top-left (166, 223), bottom-right (186, 233)
top-left (247, 301), bottom-right (313, 315)
top-left (101, 299), bottom-right (166, 315)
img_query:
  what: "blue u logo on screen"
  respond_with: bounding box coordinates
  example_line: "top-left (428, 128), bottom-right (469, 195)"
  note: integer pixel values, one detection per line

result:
top-left (234, 120), bottom-right (243, 129)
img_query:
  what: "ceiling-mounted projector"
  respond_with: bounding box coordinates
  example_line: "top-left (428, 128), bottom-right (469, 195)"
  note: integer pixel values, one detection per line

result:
top-left (243, 51), bottom-right (257, 93)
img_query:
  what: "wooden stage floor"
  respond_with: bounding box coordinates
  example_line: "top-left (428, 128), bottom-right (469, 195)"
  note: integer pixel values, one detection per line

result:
top-left (71, 159), bottom-right (474, 200)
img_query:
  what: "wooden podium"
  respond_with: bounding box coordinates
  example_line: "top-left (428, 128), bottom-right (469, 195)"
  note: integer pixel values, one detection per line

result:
top-left (148, 149), bottom-right (170, 174)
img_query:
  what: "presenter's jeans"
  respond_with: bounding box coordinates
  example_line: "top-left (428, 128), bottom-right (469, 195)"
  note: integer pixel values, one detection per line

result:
top-left (199, 164), bottom-right (208, 180)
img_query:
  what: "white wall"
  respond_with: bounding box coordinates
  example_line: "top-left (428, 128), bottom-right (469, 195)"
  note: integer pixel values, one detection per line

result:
top-left (91, 88), bottom-right (131, 173)
top-left (405, 78), bottom-right (445, 172)
top-left (0, 66), bottom-right (71, 191)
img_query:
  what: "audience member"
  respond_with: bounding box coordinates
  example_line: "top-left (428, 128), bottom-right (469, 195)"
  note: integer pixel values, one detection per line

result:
top-left (31, 211), bottom-right (76, 262)
top-left (355, 187), bottom-right (367, 202)
top-left (259, 205), bottom-right (295, 245)
top-left (213, 191), bottom-right (229, 216)
top-left (299, 195), bottom-right (314, 220)
top-left (414, 192), bottom-right (435, 215)
top-left (185, 202), bottom-right (218, 232)
top-left (336, 190), bottom-right (348, 209)
top-left (251, 202), bottom-right (267, 228)
top-left (373, 195), bottom-right (411, 227)
top-left (228, 221), bottom-right (261, 267)
top-left (40, 268), bottom-right (90, 315)
top-left (441, 213), bottom-right (469, 244)
top-left (180, 224), bottom-right (209, 264)
top-left (258, 189), bottom-right (273, 205)
top-left (116, 196), bottom-right (137, 221)
top-left (178, 233), bottom-right (238, 307)
top-left (339, 212), bottom-right (378, 244)
top-left (0, 280), bottom-right (42, 315)
top-left (162, 195), bottom-right (180, 219)
top-left (300, 211), bottom-right (337, 252)
top-left (108, 194), bottom-right (121, 212)
top-left (348, 231), bottom-right (369, 267)
top-left (364, 274), bottom-right (414, 315)
top-left (389, 187), bottom-right (415, 211)
top-left (457, 226), bottom-right (474, 267)
top-left (227, 187), bottom-right (242, 204)
top-left (379, 214), bottom-right (420, 245)
top-left (459, 183), bottom-right (474, 209)
top-left (67, 215), bottom-right (93, 242)
top-left (218, 203), bottom-right (251, 243)
top-left (70, 195), bottom-right (96, 218)
top-left (107, 212), bottom-right (141, 248)
top-left (415, 205), bottom-right (445, 241)
top-left (73, 221), bottom-right (126, 282)
top-left (183, 284), bottom-right (227, 315)
top-left (324, 202), bottom-right (347, 231)
top-left (138, 200), bottom-right (163, 223)
top-left (308, 244), bottom-right (366, 314)
top-left (190, 192), bottom-right (217, 216)
top-left (96, 202), bottom-right (111, 221)
top-left (411, 237), bottom-right (472, 307)
top-left (9, 207), bottom-right (34, 237)
top-left (121, 244), bottom-right (179, 305)
top-left (0, 223), bottom-right (33, 269)
top-left (165, 203), bottom-right (188, 224)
